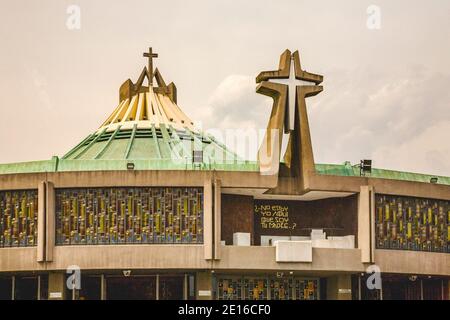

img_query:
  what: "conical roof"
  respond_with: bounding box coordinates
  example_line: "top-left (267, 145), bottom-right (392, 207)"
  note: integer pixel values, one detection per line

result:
top-left (62, 49), bottom-right (238, 167)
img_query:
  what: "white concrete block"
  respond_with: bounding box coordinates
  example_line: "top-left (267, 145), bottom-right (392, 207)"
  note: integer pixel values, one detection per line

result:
top-left (345, 235), bottom-right (356, 248)
top-left (312, 235), bottom-right (356, 249)
top-left (290, 236), bottom-right (311, 241)
top-left (327, 235), bottom-right (355, 249)
top-left (311, 239), bottom-right (332, 248)
top-left (260, 235), bottom-right (290, 246)
top-left (310, 229), bottom-right (326, 240)
top-left (261, 235), bottom-right (312, 246)
top-left (275, 240), bottom-right (312, 262)
top-left (233, 232), bottom-right (251, 246)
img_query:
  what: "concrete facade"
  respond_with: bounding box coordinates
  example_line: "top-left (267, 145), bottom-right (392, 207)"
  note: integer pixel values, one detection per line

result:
top-left (0, 49), bottom-right (449, 300)
top-left (0, 169), bottom-right (449, 300)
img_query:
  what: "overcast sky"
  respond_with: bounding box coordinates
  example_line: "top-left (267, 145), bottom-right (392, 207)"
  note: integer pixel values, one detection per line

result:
top-left (0, 0), bottom-right (449, 176)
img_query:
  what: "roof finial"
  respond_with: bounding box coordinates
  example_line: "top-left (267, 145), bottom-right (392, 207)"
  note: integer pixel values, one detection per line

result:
top-left (143, 47), bottom-right (158, 86)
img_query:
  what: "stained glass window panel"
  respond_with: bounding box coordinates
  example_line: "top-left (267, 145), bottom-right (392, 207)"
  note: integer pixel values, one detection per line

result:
top-left (375, 194), bottom-right (449, 253)
top-left (0, 190), bottom-right (38, 247)
top-left (55, 187), bottom-right (203, 245)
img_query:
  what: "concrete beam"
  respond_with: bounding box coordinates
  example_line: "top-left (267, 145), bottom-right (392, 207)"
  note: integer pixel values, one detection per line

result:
top-left (358, 185), bottom-right (375, 263)
top-left (45, 182), bottom-right (55, 262)
top-left (203, 179), bottom-right (213, 260)
top-left (37, 181), bottom-right (46, 262)
top-left (375, 249), bottom-right (450, 276)
top-left (0, 170), bottom-right (277, 191)
top-left (214, 179), bottom-right (221, 260)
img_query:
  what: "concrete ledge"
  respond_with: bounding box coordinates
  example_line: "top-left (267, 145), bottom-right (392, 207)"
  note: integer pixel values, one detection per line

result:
top-left (0, 245), bottom-right (364, 274)
top-left (0, 245), bottom-right (209, 272)
top-left (216, 246), bottom-right (365, 273)
top-left (0, 247), bottom-right (42, 272)
top-left (375, 249), bottom-right (450, 276)
top-left (51, 245), bottom-right (209, 270)
top-left (3, 246), bottom-right (447, 276)
top-left (0, 170), bottom-right (277, 190)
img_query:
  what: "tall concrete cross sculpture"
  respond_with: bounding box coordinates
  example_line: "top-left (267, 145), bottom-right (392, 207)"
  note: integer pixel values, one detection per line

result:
top-left (256, 50), bottom-right (323, 187)
top-left (143, 47), bottom-right (158, 86)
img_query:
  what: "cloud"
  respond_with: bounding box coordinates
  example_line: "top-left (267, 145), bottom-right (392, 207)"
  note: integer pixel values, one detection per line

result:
top-left (190, 74), bottom-right (274, 160)
top-left (310, 66), bottom-right (450, 176)
top-left (192, 74), bottom-right (272, 131)
top-left (31, 67), bottom-right (53, 110)
top-left (372, 121), bottom-right (450, 176)
top-left (198, 66), bottom-right (450, 176)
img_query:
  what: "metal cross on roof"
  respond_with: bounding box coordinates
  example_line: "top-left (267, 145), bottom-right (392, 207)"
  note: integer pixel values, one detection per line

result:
top-left (143, 47), bottom-right (158, 86)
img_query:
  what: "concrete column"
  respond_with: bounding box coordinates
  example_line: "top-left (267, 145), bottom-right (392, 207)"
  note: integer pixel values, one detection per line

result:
top-left (213, 179), bottom-right (221, 260)
top-left (380, 278), bottom-right (383, 300)
top-left (203, 179), bottom-right (213, 260)
top-left (156, 274), bottom-right (160, 300)
top-left (45, 182), bottom-right (55, 262)
top-left (196, 271), bottom-right (213, 300)
top-left (37, 276), bottom-right (41, 300)
top-left (11, 276), bottom-right (15, 300)
top-left (326, 274), bottom-right (352, 300)
top-left (183, 274), bottom-right (188, 300)
top-left (444, 279), bottom-right (450, 300)
top-left (48, 272), bottom-right (66, 300)
top-left (100, 274), bottom-right (106, 300)
top-left (358, 185), bottom-right (375, 263)
top-left (420, 279), bottom-right (424, 300)
top-left (37, 181), bottom-right (46, 262)
top-left (370, 188), bottom-right (376, 262)
top-left (358, 275), bottom-right (362, 300)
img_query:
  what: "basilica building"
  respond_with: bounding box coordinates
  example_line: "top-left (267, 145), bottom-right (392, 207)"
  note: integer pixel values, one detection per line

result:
top-left (0, 48), bottom-right (448, 300)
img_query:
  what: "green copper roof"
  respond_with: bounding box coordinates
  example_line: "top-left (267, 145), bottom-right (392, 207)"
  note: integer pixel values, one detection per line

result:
top-left (0, 157), bottom-right (258, 174)
top-left (57, 59), bottom-right (249, 168)
top-left (315, 162), bottom-right (450, 186)
top-left (61, 124), bottom-right (240, 164)
top-left (0, 158), bottom-right (448, 187)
